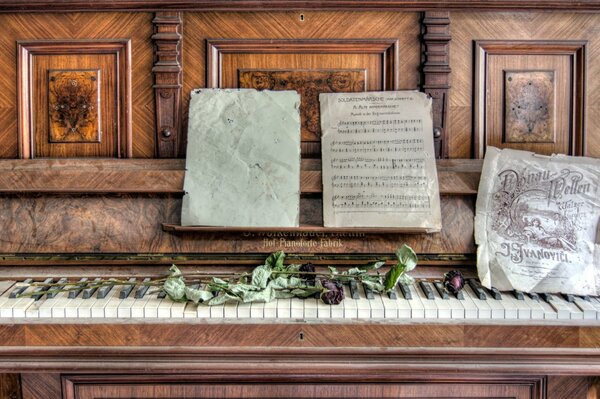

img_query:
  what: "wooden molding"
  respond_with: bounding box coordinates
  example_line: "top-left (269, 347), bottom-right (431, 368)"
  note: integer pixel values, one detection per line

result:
top-left (152, 12), bottom-right (183, 158)
top-left (17, 39), bottom-right (132, 159)
top-left (473, 40), bottom-right (586, 158)
top-left (421, 11), bottom-right (451, 159)
top-left (206, 38), bottom-right (400, 90)
top-left (0, 158), bottom-right (481, 195)
top-left (1, 0), bottom-right (600, 12)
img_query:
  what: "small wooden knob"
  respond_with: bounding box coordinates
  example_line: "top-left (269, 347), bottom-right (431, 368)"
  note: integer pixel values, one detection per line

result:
top-left (162, 128), bottom-right (172, 138)
top-left (433, 127), bottom-right (442, 138)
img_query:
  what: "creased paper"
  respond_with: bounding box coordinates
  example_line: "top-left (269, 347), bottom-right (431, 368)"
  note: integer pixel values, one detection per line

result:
top-left (475, 147), bottom-right (600, 295)
top-left (319, 91), bottom-right (442, 232)
top-left (181, 89), bottom-right (301, 227)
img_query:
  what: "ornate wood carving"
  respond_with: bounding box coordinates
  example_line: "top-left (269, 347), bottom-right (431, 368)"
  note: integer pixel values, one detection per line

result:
top-left (17, 40), bottom-right (132, 159)
top-left (152, 12), bottom-right (183, 158)
top-left (474, 40), bottom-right (586, 158)
top-left (504, 70), bottom-right (555, 143)
top-left (421, 11), bottom-right (451, 159)
top-left (48, 70), bottom-right (100, 143)
top-left (239, 69), bottom-right (366, 141)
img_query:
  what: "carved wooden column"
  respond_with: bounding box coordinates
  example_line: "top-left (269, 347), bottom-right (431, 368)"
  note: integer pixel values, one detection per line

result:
top-left (152, 12), bottom-right (183, 158)
top-left (422, 11), bottom-right (451, 159)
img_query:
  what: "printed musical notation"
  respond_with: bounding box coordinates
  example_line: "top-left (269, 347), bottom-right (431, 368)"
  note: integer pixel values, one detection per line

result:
top-left (332, 193), bottom-right (431, 211)
top-left (319, 91), bottom-right (442, 230)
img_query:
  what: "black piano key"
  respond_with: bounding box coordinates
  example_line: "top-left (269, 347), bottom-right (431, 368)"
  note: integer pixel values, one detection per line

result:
top-left (581, 295), bottom-right (591, 302)
top-left (9, 278), bottom-right (33, 298)
top-left (467, 279), bottom-right (487, 300)
top-left (419, 280), bottom-right (435, 300)
top-left (46, 277), bottom-right (67, 299)
top-left (134, 278), bottom-right (152, 299)
top-left (387, 289), bottom-right (397, 300)
top-left (539, 293), bottom-right (553, 302)
top-left (455, 290), bottom-right (465, 300)
top-left (96, 283), bottom-right (114, 299)
top-left (398, 282), bottom-right (412, 300)
top-left (528, 292), bottom-right (540, 301)
top-left (119, 278), bottom-right (137, 299)
top-left (190, 283), bottom-right (200, 290)
top-left (513, 290), bottom-right (525, 301)
top-left (432, 281), bottom-right (449, 300)
top-left (348, 280), bottom-right (360, 300)
top-left (31, 278), bottom-right (54, 301)
top-left (489, 286), bottom-right (502, 300)
top-left (68, 277), bottom-right (89, 299)
top-left (362, 283), bottom-right (375, 300)
top-left (82, 278), bottom-right (102, 299)
top-left (157, 290), bottom-right (167, 299)
top-left (562, 293), bottom-right (576, 303)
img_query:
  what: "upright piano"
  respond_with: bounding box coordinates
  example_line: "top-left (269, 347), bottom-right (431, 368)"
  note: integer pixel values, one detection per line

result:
top-left (0, 1), bottom-right (599, 398)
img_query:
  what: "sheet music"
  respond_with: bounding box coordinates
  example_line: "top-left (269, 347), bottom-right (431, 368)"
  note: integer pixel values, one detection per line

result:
top-left (475, 147), bottom-right (600, 296)
top-left (319, 91), bottom-right (441, 231)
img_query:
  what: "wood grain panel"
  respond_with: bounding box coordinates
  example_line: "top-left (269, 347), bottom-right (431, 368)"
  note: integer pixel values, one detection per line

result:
top-left (547, 376), bottom-right (592, 399)
top-left (21, 373), bottom-right (60, 399)
top-left (183, 11), bottom-right (421, 149)
top-left (0, 12), bottom-right (154, 158)
top-left (0, 194), bottom-right (475, 254)
top-left (449, 12), bottom-right (600, 158)
top-left (0, 374), bottom-right (21, 399)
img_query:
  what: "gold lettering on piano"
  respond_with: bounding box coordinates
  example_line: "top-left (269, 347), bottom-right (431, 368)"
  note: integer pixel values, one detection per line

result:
top-left (262, 237), bottom-right (344, 249)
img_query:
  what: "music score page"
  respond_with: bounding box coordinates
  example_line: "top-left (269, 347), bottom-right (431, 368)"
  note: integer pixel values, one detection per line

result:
top-left (319, 91), bottom-right (442, 231)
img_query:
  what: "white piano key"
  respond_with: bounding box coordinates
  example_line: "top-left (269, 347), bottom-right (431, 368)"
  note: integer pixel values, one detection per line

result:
top-left (170, 301), bottom-right (186, 318)
top-left (354, 286), bottom-right (371, 319)
top-left (183, 302), bottom-right (198, 318)
top-left (39, 290), bottom-right (67, 318)
top-left (456, 288), bottom-right (478, 319)
top-left (463, 285), bottom-right (492, 319)
top-left (520, 294), bottom-right (545, 320)
top-left (130, 292), bottom-right (154, 318)
top-left (316, 297), bottom-right (331, 319)
top-left (444, 292), bottom-right (465, 319)
top-left (413, 283), bottom-right (437, 318)
top-left (290, 297), bottom-right (305, 319)
top-left (209, 301), bottom-right (225, 318)
top-left (91, 286), bottom-right (119, 318)
top-left (303, 297), bottom-right (318, 318)
top-left (543, 295), bottom-right (572, 320)
top-left (77, 294), bottom-right (98, 318)
top-left (0, 281), bottom-right (16, 297)
top-left (223, 300), bottom-right (239, 318)
top-left (12, 296), bottom-right (36, 318)
top-left (264, 299), bottom-right (278, 318)
top-left (342, 284), bottom-right (358, 319)
top-left (368, 287), bottom-right (385, 319)
top-left (51, 292), bottom-right (72, 318)
top-left (495, 292), bottom-right (519, 320)
top-left (195, 302), bottom-right (211, 318)
top-left (405, 285), bottom-right (425, 319)
top-left (330, 300), bottom-right (345, 319)
top-left (103, 289), bottom-right (124, 318)
top-left (537, 297), bottom-right (558, 319)
top-left (430, 286), bottom-right (452, 319)
top-left (250, 300), bottom-right (265, 318)
top-left (504, 292), bottom-right (531, 320)
top-left (276, 298), bottom-right (291, 319)
top-left (573, 297), bottom-right (599, 320)
top-left (391, 288), bottom-right (411, 319)
top-left (380, 289), bottom-right (400, 319)
top-left (236, 301), bottom-right (251, 318)
top-left (551, 295), bottom-right (583, 320)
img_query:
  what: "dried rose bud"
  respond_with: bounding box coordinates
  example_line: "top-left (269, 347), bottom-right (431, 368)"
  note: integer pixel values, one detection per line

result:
top-left (443, 270), bottom-right (465, 295)
top-left (299, 263), bottom-right (316, 283)
top-left (320, 279), bottom-right (344, 305)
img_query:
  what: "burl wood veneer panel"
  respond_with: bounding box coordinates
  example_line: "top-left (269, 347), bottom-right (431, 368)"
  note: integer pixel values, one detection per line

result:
top-left (0, 12), bottom-right (154, 158)
top-left (449, 12), bottom-right (600, 158)
top-left (0, 194), bottom-right (474, 254)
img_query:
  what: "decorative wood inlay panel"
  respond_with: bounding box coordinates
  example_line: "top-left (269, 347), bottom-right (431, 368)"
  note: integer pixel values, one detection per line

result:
top-left (17, 39), bottom-right (133, 158)
top-left (239, 69), bottom-right (366, 140)
top-left (474, 40), bottom-right (585, 157)
top-left (207, 38), bottom-right (399, 157)
top-left (48, 69), bottom-right (100, 143)
top-left (421, 11), bottom-right (451, 159)
top-left (152, 12), bottom-right (183, 158)
top-left (504, 70), bottom-right (555, 143)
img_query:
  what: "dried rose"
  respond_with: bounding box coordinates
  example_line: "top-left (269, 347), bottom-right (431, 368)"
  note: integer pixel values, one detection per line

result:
top-left (320, 279), bottom-right (344, 305)
top-left (443, 270), bottom-right (465, 295)
top-left (299, 263), bottom-right (316, 283)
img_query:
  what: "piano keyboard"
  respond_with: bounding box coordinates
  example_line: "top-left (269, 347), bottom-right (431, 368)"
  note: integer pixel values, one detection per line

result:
top-left (0, 278), bottom-right (599, 322)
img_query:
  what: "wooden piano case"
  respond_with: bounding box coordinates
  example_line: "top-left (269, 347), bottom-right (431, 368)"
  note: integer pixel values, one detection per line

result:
top-left (0, 1), bottom-right (599, 398)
